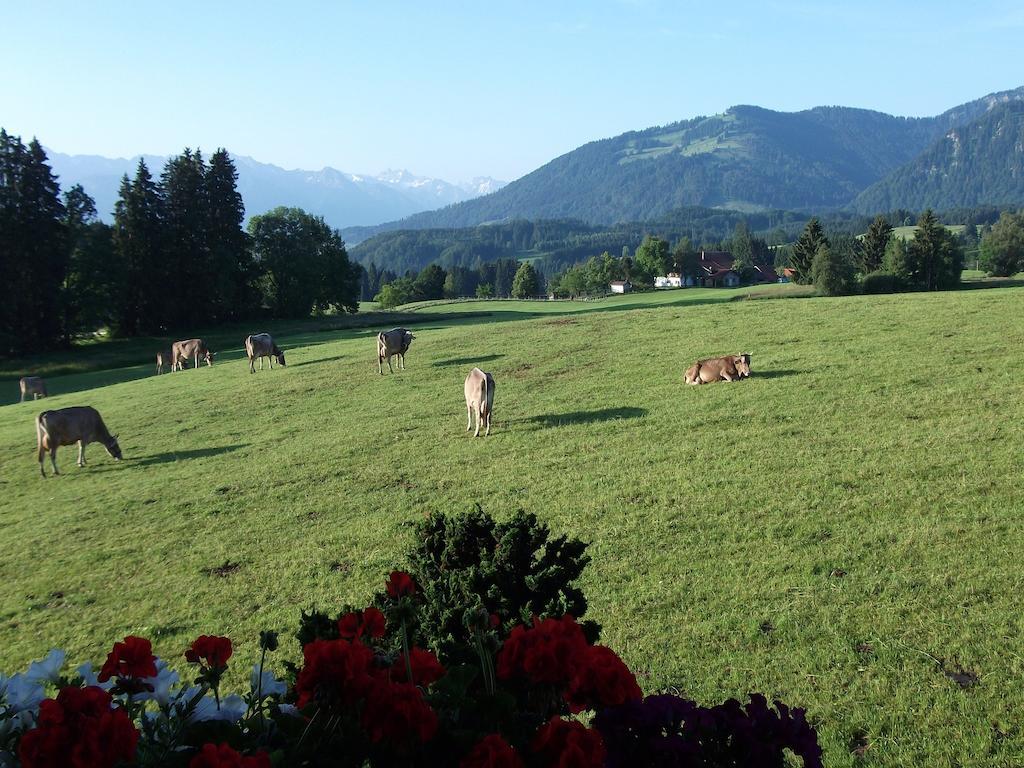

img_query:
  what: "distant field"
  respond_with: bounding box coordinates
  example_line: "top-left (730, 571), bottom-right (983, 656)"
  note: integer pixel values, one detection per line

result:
top-left (891, 224), bottom-right (970, 240)
top-left (1, 286), bottom-right (1023, 766)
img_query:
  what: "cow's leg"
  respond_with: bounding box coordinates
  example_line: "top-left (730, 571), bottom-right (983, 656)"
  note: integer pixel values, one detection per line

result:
top-left (20, 390), bottom-right (25, 403)
top-left (467, 403), bottom-right (473, 432)
top-left (474, 407), bottom-right (481, 437)
top-left (77, 441), bottom-right (86, 467)
top-left (50, 447), bottom-right (60, 475)
top-left (721, 372), bottom-right (734, 382)
top-left (38, 440), bottom-right (46, 478)
top-left (387, 356), bottom-right (394, 374)
top-left (399, 352), bottom-right (405, 370)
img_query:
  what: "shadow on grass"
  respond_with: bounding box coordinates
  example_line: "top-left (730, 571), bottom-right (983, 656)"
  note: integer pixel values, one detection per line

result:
top-left (753, 369), bottom-right (802, 380)
top-left (127, 445), bottom-right (249, 467)
top-left (287, 354), bottom-right (348, 369)
top-left (517, 407), bottom-right (647, 428)
top-left (957, 278), bottom-right (1024, 291)
top-left (432, 354), bottom-right (505, 368)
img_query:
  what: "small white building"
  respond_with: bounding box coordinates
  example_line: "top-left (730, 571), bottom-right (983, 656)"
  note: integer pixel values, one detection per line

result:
top-left (655, 273), bottom-right (684, 289)
top-left (609, 280), bottom-right (632, 294)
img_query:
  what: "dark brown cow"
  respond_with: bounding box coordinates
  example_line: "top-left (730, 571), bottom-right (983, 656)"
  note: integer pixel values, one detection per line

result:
top-left (36, 406), bottom-right (122, 477)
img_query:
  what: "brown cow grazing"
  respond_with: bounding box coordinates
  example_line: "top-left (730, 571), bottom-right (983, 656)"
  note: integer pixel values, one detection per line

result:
top-left (172, 338), bottom-right (214, 371)
top-left (377, 328), bottom-right (415, 374)
top-left (155, 349), bottom-right (175, 375)
top-left (19, 377), bottom-right (47, 402)
top-left (245, 333), bottom-right (286, 373)
top-left (684, 354), bottom-right (752, 385)
top-left (464, 367), bottom-right (496, 437)
top-left (36, 406), bottom-right (122, 478)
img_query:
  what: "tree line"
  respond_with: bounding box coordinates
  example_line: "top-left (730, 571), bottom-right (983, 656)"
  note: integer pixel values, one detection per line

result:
top-left (368, 258), bottom-right (543, 308)
top-left (0, 130), bottom-right (360, 358)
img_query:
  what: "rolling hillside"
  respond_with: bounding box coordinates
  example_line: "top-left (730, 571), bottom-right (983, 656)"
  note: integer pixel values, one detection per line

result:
top-left (343, 87), bottom-right (1024, 238)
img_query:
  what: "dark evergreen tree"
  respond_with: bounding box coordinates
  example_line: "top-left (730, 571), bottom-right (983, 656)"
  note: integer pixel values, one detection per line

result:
top-left (113, 160), bottom-right (165, 335)
top-left (61, 185), bottom-right (101, 342)
top-left (790, 218), bottom-right (828, 285)
top-left (161, 149), bottom-right (210, 327)
top-left (857, 215), bottom-right (892, 274)
top-left (412, 263), bottom-right (447, 301)
top-left (205, 149), bottom-right (252, 321)
top-left (511, 261), bottom-right (541, 298)
top-left (907, 209), bottom-right (963, 290)
top-left (812, 243), bottom-right (855, 296)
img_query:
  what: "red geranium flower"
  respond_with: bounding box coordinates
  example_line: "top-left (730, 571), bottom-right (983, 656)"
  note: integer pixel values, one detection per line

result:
top-left (189, 742), bottom-right (271, 768)
top-left (388, 646), bottom-right (446, 686)
top-left (531, 716), bottom-right (605, 768)
top-left (185, 635), bottom-right (233, 668)
top-left (360, 681), bottom-right (438, 744)
top-left (460, 734), bottom-right (524, 768)
top-left (295, 638), bottom-right (375, 709)
top-left (97, 635), bottom-right (158, 682)
top-left (565, 645), bottom-right (642, 712)
top-left (386, 571), bottom-right (417, 598)
top-left (19, 686), bottom-right (138, 768)
top-left (497, 615), bottom-right (588, 687)
top-left (338, 607), bottom-right (387, 640)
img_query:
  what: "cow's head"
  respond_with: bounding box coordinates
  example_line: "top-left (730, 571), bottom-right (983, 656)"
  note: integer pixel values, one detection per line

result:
top-left (275, 348), bottom-right (287, 366)
top-left (204, 350), bottom-right (216, 366)
top-left (106, 434), bottom-right (123, 461)
top-left (734, 354), bottom-right (751, 378)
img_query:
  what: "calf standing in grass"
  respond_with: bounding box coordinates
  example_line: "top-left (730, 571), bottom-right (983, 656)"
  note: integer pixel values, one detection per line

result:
top-left (245, 333), bottom-right (286, 373)
top-left (19, 377), bottom-right (47, 402)
top-left (172, 338), bottom-right (214, 371)
top-left (684, 354), bottom-right (752, 385)
top-left (155, 349), bottom-right (175, 374)
top-left (377, 328), bottom-right (415, 374)
top-left (464, 368), bottom-right (495, 437)
top-left (36, 406), bottom-right (122, 477)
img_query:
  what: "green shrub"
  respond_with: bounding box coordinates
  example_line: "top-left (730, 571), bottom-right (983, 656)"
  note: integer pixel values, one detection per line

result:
top-left (861, 270), bottom-right (901, 294)
top-left (408, 506), bottom-right (596, 662)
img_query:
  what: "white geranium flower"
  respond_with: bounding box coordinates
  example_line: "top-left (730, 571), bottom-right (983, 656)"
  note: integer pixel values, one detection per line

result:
top-left (75, 662), bottom-right (113, 691)
top-left (180, 687), bottom-right (247, 723)
top-left (25, 649), bottom-right (65, 685)
top-left (250, 665), bottom-right (287, 698)
top-left (132, 658), bottom-right (180, 706)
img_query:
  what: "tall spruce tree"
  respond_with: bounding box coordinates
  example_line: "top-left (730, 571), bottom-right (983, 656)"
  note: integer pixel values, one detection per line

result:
top-left (790, 218), bottom-right (828, 285)
top-left (205, 149), bottom-right (251, 321)
top-left (161, 149), bottom-right (210, 328)
top-left (511, 261), bottom-right (541, 298)
top-left (113, 160), bottom-right (165, 335)
top-left (61, 184), bottom-right (99, 342)
top-left (0, 134), bottom-right (68, 355)
top-left (907, 210), bottom-right (963, 290)
top-left (858, 215), bottom-right (892, 274)
top-left (812, 243), bottom-right (855, 296)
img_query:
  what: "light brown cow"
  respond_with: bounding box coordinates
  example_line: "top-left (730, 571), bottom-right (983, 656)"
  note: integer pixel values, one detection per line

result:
top-left (155, 349), bottom-right (175, 375)
top-left (19, 376), bottom-right (47, 402)
top-left (377, 328), bottom-right (415, 374)
top-left (245, 333), bottom-right (286, 373)
top-left (172, 339), bottom-right (214, 371)
top-left (36, 406), bottom-right (122, 478)
top-left (684, 354), bottom-right (752, 385)
top-left (464, 367), bottom-right (495, 437)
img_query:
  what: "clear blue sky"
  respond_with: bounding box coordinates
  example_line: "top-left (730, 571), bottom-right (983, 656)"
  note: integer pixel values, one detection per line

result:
top-left (3, 1), bottom-right (1021, 182)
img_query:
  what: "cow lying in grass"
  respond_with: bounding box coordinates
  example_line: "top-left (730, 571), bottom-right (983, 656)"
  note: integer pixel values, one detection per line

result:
top-left (684, 353), bottom-right (751, 385)
top-left (36, 406), bottom-right (122, 477)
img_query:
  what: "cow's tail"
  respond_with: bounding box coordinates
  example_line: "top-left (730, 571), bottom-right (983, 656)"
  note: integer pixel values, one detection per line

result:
top-left (36, 412), bottom-right (49, 462)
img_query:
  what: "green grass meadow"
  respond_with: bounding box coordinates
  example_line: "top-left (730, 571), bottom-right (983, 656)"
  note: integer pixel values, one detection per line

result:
top-left (1, 286), bottom-right (1023, 766)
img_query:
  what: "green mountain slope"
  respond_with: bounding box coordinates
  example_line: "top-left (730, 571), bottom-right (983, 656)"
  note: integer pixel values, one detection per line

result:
top-left (341, 88), bottom-right (1023, 239)
top-left (852, 102), bottom-right (1024, 213)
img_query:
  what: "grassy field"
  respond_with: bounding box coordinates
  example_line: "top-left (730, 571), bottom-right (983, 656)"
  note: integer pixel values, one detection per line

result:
top-left (1, 286), bottom-right (1023, 766)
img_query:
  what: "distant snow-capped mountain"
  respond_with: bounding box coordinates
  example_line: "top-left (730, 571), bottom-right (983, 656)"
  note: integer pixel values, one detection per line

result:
top-left (44, 150), bottom-right (506, 230)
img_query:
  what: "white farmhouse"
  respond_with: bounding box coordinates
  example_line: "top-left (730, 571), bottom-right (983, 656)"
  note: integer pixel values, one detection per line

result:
top-left (609, 280), bottom-right (632, 294)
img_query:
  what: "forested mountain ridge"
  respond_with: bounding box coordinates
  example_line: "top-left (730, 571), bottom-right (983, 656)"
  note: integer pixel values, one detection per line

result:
top-left (852, 101), bottom-right (1024, 213)
top-left (342, 87), bottom-right (1024, 240)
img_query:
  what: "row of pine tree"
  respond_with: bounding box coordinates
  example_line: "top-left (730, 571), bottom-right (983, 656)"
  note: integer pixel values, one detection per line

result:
top-left (0, 130), bottom-right (360, 358)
